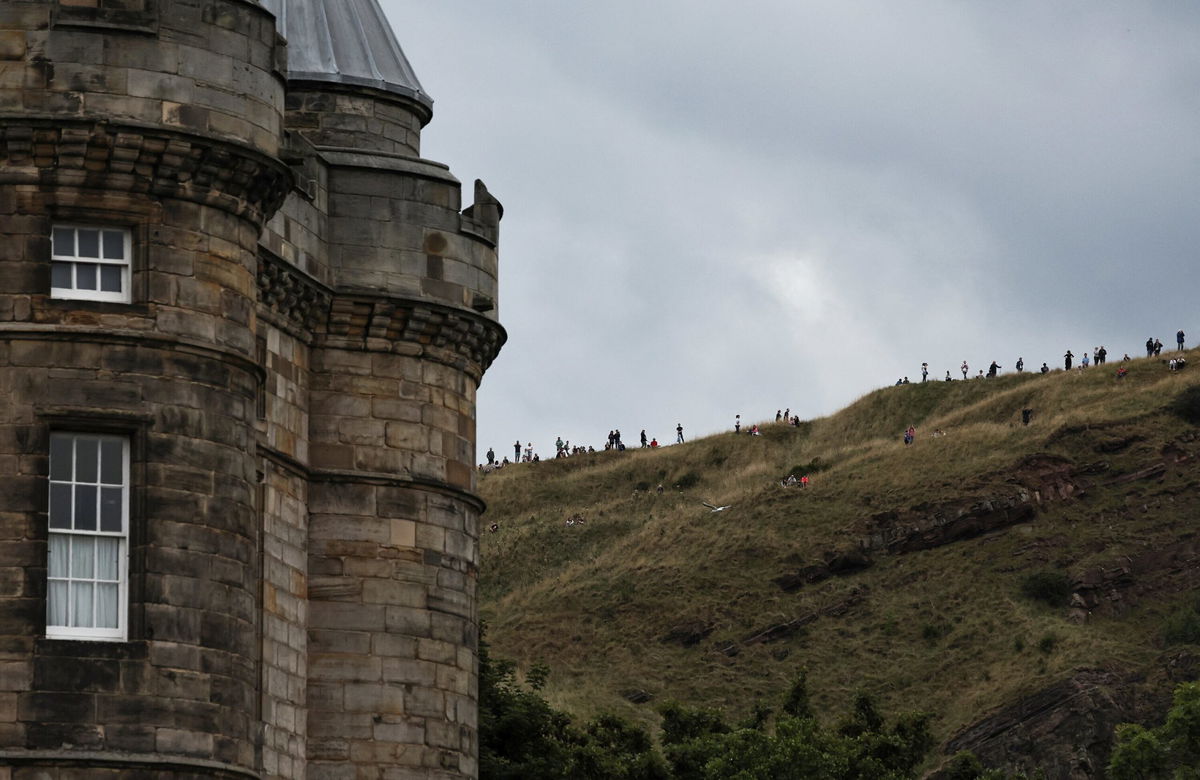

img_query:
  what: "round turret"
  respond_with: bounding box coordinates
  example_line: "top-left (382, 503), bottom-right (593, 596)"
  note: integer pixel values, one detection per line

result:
top-left (0, 0), bottom-right (289, 775)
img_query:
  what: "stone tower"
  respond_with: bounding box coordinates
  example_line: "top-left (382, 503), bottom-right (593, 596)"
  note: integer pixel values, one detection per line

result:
top-left (0, 1), bottom-right (503, 778)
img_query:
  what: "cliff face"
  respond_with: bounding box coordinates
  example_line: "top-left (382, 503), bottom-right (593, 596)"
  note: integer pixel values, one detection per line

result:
top-left (477, 360), bottom-right (1200, 777)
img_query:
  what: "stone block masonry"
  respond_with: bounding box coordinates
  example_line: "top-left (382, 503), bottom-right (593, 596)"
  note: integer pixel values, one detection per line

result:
top-left (0, 0), bottom-right (504, 777)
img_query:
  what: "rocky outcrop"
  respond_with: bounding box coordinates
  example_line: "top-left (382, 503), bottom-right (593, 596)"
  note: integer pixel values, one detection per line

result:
top-left (1071, 538), bottom-right (1200, 621)
top-left (773, 549), bottom-right (873, 592)
top-left (940, 669), bottom-right (1134, 780)
top-left (741, 588), bottom-right (867, 646)
top-left (861, 497), bottom-right (1037, 554)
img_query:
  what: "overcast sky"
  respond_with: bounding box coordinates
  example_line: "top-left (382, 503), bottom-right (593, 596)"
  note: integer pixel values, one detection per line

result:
top-left (384, 1), bottom-right (1200, 460)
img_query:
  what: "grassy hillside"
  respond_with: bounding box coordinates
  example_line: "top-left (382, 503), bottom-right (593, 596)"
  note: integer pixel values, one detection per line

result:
top-left (477, 352), bottom-right (1200, 769)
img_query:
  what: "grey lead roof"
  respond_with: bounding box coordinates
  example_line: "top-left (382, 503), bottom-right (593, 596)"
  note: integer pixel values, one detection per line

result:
top-left (260, 0), bottom-right (432, 108)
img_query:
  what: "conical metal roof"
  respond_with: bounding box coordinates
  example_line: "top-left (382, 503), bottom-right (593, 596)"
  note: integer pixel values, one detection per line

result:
top-left (260, 0), bottom-right (432, 109)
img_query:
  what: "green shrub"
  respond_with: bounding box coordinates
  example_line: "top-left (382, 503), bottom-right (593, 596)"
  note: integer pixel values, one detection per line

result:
top-left (1168, 385), bottom-right (1200, 426)
top-left (1019, 571), bottom-right (1072, 607)
top-left (1037, 633), bottom-right (1057, 654)
top-left (785, 458), bottom-right (830, 480)
top-left (1162, 604), bottom-right (1200, 646)
top-left (675, 471), bottom-right (701, 489)
top-left (922, 622), bottom-right (952, 643)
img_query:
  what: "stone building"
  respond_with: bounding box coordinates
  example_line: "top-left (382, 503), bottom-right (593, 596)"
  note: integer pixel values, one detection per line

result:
top-left (0, 1), bottom-right (504, 777)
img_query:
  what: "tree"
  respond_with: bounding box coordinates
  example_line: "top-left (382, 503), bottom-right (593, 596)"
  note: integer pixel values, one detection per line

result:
top-left (1108, 681), bottom-right (1200, 779)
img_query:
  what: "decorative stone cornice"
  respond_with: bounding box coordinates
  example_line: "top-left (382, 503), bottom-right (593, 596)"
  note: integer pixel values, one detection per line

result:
top-left (252, 254), bottom-right (506, 377)
top-left (256, 250), bottom-right (333, 339)
top-left (0, 118), bottom-right (292, 226)
top-left (322, 295), bottom-right (506, 378)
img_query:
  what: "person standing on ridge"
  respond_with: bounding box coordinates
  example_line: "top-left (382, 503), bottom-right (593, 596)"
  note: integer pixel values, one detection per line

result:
top-left (676, 423), bottom-right (684, 444)
top-left (1016, 357), bottom-right (1024, 373)
top-left (987, 361), bottom-right (999, 378)
top-left (640, 429), bottom-right (648, 447)
top-left (1064, 350), bottom-right (1074, 370)
top-left (961, 361), bottom-right (969, 379)
top-left (1041, 362), bottom-right (1049, 373)
top-left (1146, 337), bottom-right (1155, 357)
top-left (514, 440), bottom-right (520, 462)
top-left (486, 447), bottom-right (495, 466)
top-left (1178, 329), bottom-right (1186, 351)
top-left (945, 370), bottom-right (952, 382)
top-left (1155, 338), bottom-right (1163, 356)
top-left (1097, 346), bottom-right (1107, 365)
top-left (921, 362), bottom-right (929, 382)
top-left (776, 410), bottom-right (782, 422)
top-left (734, 415), bottom-right (741, 433)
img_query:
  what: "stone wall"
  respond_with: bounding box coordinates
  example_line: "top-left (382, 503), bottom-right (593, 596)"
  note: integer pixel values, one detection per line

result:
top-left (1, 2), bottom-right (505, 778)
top-left (287, 86), bottom-right (428, 158)
top-left (0, 0), bottom-right (284, 159)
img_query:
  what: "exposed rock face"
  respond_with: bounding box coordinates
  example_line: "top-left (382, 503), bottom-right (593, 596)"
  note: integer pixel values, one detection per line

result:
top-left (741, 588), bottom-right (867, 646)
top-left (1071, 538), bottom-right (1200, 621)
top-left (860, 498), bottom-right (1036, 554)
top-left (941, 669), bottom-right (1134, 780)
top-left (773, 549), bottom-right (873, 592)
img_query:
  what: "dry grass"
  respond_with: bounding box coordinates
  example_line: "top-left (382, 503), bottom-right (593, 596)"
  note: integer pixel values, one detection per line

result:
top-left (478, 350), bottom-right (1200, 744)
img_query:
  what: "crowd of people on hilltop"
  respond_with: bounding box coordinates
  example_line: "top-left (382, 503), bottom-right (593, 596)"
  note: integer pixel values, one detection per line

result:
top-left (480, 424), bottom-right (682, 470)
top-left (890, 330), bottom-right (1190, 449)
top-left (899, 330), bottom-right (1187, 388)
top-left (484, 330), bottom-right (1190, 472)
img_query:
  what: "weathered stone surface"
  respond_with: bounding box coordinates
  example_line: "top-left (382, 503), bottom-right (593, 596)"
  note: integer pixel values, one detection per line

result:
top-left (940, 669), bottom-right (1133, 779)
top-left (0, 0), bottom-right (502, 777)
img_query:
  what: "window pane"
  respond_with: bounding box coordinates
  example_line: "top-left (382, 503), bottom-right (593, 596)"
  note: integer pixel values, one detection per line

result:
top-left (100, 439), bottom-right (123, 485)
top-left (51, 262), bottom-right (73, 289)
top-left (74, 485), bottom-right (97, 530)
top-left (49, 484), bottom-right (72, 529)
top-left (52, 227), bottom-right (74, 257)
top-left (71, 582), bottom-right (94, 627)
top-left (77, 229), bottom-right (100, 258)
top-left (99, 265), bottom-right (122, 293)
top-left (100, 487), bottom-right (123, 532)
top-left (48, 533), bottom-right (69, 577)
top-left (48, 581), bottom-right (68, 627)
top-left (76, 263), bottom-right (97, 290)
top-left (102, 230), bottom-right (125, 260)
top-left (96, 537), bottom-right (120, 580)
top-left (71, 536), bottom-right (95, 578)
top-left (96, 584), bottom-right (119, 628)
top-left (76, 438), bottom-right (98, 482)
top-left (50, 435), bottom-right (73, 481)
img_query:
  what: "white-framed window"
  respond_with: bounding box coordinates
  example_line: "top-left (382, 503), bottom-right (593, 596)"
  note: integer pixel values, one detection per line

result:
top-left (47, 432), bottom-right (129, 641)
top-left (50, 225), bottom-right (131, 303)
